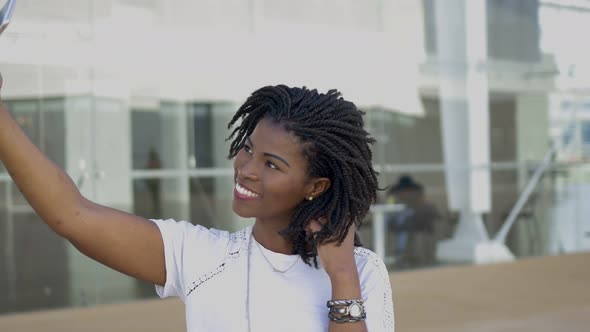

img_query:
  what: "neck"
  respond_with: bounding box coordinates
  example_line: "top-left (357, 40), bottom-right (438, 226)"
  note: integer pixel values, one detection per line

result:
top-left (252, 219), bottom-right (293, 255)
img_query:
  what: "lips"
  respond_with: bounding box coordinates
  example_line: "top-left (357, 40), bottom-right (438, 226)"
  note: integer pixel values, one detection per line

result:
top-left (235, 182), bottom-right (261, 198)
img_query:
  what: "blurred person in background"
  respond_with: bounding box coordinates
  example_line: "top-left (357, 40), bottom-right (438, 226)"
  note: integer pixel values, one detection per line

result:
top-left (145, 147), bottom-right (162, 217)
top-left (387, 175), bottom-right (440, 268)
top-left (0, 75), bottom-right (393, 331)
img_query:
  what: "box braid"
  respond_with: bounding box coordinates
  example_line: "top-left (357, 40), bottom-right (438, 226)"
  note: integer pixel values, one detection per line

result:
top-left (227, 85), bottom-right (379, 267)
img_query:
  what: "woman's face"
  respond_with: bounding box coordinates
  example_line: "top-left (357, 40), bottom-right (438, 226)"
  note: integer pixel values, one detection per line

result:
top-left (232, 118), bottom-right (326, 226)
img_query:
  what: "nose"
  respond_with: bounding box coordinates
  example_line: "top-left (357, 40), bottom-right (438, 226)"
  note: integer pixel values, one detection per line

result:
top-left (236, 157), bottom-right (259, 182)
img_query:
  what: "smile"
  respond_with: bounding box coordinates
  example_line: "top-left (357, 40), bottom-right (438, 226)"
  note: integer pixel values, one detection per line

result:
top-left (235, 182), bottom-right (261, 198)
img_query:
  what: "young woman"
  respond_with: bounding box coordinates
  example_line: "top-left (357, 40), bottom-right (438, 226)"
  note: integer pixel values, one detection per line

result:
top-left (0, 76), bottom-right (394, 331)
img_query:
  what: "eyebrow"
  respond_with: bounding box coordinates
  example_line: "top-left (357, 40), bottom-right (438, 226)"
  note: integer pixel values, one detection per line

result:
top-left (246, 137), bottom-right (291, 168)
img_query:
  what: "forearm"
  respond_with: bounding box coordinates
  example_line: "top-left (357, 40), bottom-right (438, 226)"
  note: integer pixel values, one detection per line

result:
top-left (0, 103), bottom-right (83, 235)
top-left (329, 269), bottom-right (368, 332)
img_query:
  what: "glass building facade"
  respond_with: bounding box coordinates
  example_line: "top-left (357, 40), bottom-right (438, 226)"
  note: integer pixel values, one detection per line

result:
top-left (1, 0), bottom-right (589, 314)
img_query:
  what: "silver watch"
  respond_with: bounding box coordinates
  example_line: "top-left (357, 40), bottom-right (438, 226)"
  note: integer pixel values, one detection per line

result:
top-left (327, 299), bottom-right (366, 323)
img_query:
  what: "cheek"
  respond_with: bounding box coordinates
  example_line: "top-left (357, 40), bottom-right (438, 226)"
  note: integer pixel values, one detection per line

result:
top-left (233, 151), bottom-right (246, 170)
top-left (263, 174), bottom-right (306, 203)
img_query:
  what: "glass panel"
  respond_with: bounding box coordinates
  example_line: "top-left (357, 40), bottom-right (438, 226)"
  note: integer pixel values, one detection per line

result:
top-left (131, 110), bottom-right (163, 170)
top-left (133, 177), bottom-right (163, 220)
top-left (186, 102), bottom-right (237, 169)
top-left (189, 177), bottom-right (217, 228)
top-left (187, 103), bottom-right (214, 168)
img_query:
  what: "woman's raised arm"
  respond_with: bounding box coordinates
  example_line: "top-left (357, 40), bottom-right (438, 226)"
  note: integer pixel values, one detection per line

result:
top-left (0, 75), bottom-right (166, 286)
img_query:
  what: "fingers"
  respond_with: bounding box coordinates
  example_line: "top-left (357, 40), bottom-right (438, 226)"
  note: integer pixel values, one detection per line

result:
top-left (306, 217), bottom-right (328, 240)
top-left (306, 218), bottom-right (357, 244)
top-left (307, 217), bottom-right (325, 233)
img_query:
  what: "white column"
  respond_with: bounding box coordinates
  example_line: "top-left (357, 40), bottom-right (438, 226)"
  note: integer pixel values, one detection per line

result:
top-left (435, 0), bottom-right (493, 263)
top-left (160, 101), bottom-right (190, 222)
top-left (64, 94), bottom-right (136, 306)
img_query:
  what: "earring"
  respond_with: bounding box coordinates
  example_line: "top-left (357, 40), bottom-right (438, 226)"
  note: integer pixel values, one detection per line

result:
top-left (307, 196), bottom-right (314, 201)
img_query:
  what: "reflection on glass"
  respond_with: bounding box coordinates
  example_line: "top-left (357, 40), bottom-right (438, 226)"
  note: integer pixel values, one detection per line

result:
top-left (187, 104), bottom-right (214, 169)
top-left (189, 177), bottom-right (216, 229)
top-left (0, 212), bottom-right (69, 314)
top-left (133, 179), bottom-right (162, 220)
top-left (131, 110), bottom-right (164, 170)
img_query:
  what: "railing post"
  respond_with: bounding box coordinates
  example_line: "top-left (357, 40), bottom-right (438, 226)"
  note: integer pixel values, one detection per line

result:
top-left (370, 204), bottom-right (403, 264)
top-left (373, 209), bottom-right (386, 262)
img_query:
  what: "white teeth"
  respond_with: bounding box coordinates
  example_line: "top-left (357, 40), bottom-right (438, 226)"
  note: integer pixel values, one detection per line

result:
top-left (236, 183), bottom-right (260, 198)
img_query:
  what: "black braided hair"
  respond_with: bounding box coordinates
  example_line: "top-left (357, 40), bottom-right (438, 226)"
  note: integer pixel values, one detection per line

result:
top-left (227, 85), bottom-right (379, 267)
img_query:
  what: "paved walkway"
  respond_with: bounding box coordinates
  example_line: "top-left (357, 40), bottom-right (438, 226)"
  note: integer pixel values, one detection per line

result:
top-left (0, 253), bottom-right (588, 331)
top-left (393, 253), bottom-right (590, 332)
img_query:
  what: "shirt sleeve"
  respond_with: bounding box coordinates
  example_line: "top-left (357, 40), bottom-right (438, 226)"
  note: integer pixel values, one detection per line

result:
top-left (151, 218), bottom-right (227, 302)
top-left (357, 250), bottom-right (395, 331)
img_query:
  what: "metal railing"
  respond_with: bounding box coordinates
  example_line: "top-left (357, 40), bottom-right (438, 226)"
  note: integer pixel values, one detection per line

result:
top-left (494, 145), bottom-right (557, 244)
top-left (368, 203), bottom-right (404, 264)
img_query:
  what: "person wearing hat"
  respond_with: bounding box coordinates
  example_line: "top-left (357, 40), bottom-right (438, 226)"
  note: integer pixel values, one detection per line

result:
top-left (387, 175), bottom-right (440, 268)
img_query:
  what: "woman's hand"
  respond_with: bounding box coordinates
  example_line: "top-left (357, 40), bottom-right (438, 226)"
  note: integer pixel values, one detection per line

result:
top-left (308, 220), bottom-right (368, 332)
top-left (307, 219), bottom-right (358, 279)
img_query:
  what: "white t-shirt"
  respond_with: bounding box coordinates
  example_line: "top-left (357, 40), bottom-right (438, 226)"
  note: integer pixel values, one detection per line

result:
top-left (153, 219), bottom-right (395, 332)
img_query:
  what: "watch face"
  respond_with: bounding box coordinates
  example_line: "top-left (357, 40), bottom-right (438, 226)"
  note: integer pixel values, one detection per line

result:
top-left (349, 303), bottom-right (363, 317)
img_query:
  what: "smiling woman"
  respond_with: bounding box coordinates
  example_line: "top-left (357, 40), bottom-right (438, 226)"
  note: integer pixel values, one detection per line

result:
top-left (221, 85), bottom-right (392, 331)
top-left (0, 75), bottom-right (394, 331)
top-left (231, 118), bottom-right (325, 246)
top-left (227, 86), bottom-right (379, 264)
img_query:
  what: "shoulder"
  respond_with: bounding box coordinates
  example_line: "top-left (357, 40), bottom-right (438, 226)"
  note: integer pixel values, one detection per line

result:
top-left (152, 218), bottom-right (224, 239)
top-left (152, 219), bottom-right (251, 251)
top-left (227, 226), bottom-right (251, 244)
top-left (353, 247), bottom-right (391, 285)
top-left (353, 246), bottom-right (385, 267)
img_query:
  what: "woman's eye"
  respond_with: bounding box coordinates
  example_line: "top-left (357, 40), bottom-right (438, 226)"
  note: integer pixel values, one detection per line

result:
top-left (266, 161), bottom-right (278, 170)
top-left (244, 145), bottom-right (253, 154)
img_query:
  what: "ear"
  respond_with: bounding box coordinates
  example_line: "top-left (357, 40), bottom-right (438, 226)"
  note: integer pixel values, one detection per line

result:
top-left (306, 177), bottom-right (331, 200)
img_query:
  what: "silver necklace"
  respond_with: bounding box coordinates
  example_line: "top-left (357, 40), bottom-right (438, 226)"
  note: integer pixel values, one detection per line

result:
top-left (246, 231), bottom-right (300, 332)
top-left (254, 237), bottom-right (300, 273)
